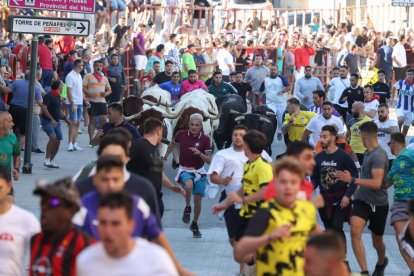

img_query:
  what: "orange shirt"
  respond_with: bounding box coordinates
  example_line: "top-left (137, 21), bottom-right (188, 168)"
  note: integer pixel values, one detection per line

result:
top-left (314, 138), bottom-right (353, 155)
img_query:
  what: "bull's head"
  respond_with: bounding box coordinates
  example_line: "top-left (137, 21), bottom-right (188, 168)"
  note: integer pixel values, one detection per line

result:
top-left (234, 115), bottom-right (272, 125)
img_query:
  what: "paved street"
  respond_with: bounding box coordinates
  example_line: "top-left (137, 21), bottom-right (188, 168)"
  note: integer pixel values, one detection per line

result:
top-left (13, 115), bottom-right (414, 275)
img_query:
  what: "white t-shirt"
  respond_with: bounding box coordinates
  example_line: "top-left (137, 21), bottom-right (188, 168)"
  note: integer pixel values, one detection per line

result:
top-left (207, 146), bottom-right (272, 194)
top-left (306, 114), bottom-right (345, 146)
top-left (77, 238), bottom-right (178, 276)
top-left (65, 70), bottom-right (84, 105)
top-left (364, 100), bottom-right (379, 118)
top-left (392, 43), bottom-right (407, 67)
top-left (217, 49), bottom-right (233, 76)
top-left (375, 118), bottom-right (399, 159)
top-left (329, 77), bottom-right (350, 107)
top-left (0, 205), bottom-right (40, 276)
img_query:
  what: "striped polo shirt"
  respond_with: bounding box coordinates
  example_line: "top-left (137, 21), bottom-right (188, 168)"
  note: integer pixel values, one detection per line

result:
top-left (83, 73), bottom-right (111, 103)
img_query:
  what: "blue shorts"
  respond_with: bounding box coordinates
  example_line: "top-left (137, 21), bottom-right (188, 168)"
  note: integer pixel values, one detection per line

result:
top-left (179, 172), bottom-right (207, 197)
top-left (67, 104), bottom-right (83, 121)
top-left (110, 0), bottom-right (126, 11)
top-left (41, 119), bottom-right (63, 140)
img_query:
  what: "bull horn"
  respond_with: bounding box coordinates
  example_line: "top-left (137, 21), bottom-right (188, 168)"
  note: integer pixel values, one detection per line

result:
top-left (124, 111), bottom-right (143, 121)
top-left (259, 117), bottom-right (272, 124)
top-left (235, 116), bottom-right (245, 121)
top-left (142, 99), bottom-right (157, 105)
top-left (207, 98), bottom-right (218, 115)
top-left (229, 109), bottom-right (239, 114)
top-left (162, 107), bottom-right (184, 119)
top-left (265, 112), bottom-right (277, 116)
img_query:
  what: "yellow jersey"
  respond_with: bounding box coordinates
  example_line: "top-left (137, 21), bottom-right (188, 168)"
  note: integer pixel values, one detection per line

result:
top-left (239, 156), bottom-right (273, 218)
top-left (360, 67), bottom-right (379, 86)
top-left (245, 199), bottom-right (317, 276)
top-left (283, 111), bottom-right (316, 142)
top-left (348, 115), bottom-right (372, 154)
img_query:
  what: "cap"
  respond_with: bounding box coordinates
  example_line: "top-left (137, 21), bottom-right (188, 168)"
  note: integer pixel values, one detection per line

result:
top-left (69, 50), bottom-right (78, 56)
top-left (187, 43), bottom-right (195, 49)
top-left (33, 178), bottom-right (81, 211)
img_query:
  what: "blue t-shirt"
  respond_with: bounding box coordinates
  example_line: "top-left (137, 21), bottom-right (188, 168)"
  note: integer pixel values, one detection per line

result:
top-left (159, 81), bottom-right (182, 102)
top-left (9, 79), bottom-right (42, 108)
top-left (101, 120), bottom-right (141, 141)
top-left (74, 191), bottom-right (161, 240)
top-left (388, 148), bottom-right (414, 201)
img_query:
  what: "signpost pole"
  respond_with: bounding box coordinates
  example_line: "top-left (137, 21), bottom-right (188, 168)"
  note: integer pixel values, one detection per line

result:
top-left (407, 6), bottom-right (410, 28)
top-left (22, 32), bottom-right (38, 174)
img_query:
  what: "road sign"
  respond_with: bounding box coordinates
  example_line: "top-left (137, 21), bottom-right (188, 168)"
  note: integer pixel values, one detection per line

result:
top-left (8, 0), bottom-right (95, 13)
top-left (8, 16), bottom-right (90, 36)
top-left (392, 0), bottom-right (414, 7)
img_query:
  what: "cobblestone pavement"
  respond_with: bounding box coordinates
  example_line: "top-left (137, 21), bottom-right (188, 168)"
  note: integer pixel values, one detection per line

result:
top-left (13, 109), bottom-right (414, 275)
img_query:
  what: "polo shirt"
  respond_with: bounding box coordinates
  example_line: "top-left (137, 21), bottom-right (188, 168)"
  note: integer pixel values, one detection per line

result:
top-left (208, 82), bottom-right (237, 98)
top-left (41, 92), bottom-right (62, 121)
top-left (174, 130), bottom-right (211, 169)
top-left (101, 120), bottom-right (141, 141)
top-left (181, 80), bottom-right (207, 95)
top-left (159, 81), bottom-right (182, 102)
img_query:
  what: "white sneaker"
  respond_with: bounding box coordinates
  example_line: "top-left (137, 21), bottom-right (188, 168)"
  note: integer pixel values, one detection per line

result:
top-left (78, 128), bottom-right (83, 134)
top-left (67, 143), bottom-right (74, 151)
top-left (44, 159), bottom-right (52, 168)
top-left (49, 161), bottom-right (60, 169)
top-left (73, 144), bottom-right (83, 151)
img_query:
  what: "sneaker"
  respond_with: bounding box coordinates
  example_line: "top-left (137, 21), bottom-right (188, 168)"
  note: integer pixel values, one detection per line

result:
top-left (182, 206), bottom-right (191, 224)
top-left (49, 161), bottom-right (60, 169)
top-left (32, 148), bottom-right (44, 153)
top-left (190, 221), bottom-right (202, 238)
top-left (73, 144), bottom-right (83, 151)
top-left (277, 133), bottom-right (283, 141)
top-left (78, 128), bottom-right (83, 134)
top-left (372, 256), bottom-right (388, 276)
top-left (87, 144), bottom-right (94, 148)
top-left (44, 159), bottom-right (52, 168)
top-left (67, 143), bottom-right (74, 151)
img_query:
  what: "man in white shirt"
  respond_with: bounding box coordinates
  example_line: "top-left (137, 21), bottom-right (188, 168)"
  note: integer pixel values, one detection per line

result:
top-left (325, 65), bottom-right (351, 121)
top-left (0, 166), bottom-right (40, 276)
top-left (76, 192), bottom-right (178, 276)
top-left (374, 103), bottom-right (399, 168)
top-left (302, 101), bottom-right (345, 146)
top-left (392, 35), bottom-right (407, 81)
top-left (259, 65), bottom-right (291, 140)
top-left (209, 125), bottom-right (272, 274)
top-left (217, 42), bottom-right (235, 82)
top-left (65, 59), bottom-right (84, 152)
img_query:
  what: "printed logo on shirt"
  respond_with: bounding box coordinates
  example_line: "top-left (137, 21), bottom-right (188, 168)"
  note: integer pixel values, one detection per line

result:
top-left (0, 232), bottom-right (13, 241)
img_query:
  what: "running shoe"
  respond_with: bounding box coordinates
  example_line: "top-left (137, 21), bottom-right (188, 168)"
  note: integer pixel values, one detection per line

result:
top-left (190, 221), bottom-right (202, 238)
top-left (182, 206), bottom-right (191, 224)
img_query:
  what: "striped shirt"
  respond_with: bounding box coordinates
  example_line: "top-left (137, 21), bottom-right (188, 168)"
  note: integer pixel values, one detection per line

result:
top-left (83, 73), bottom-right (111, 103)
top-left (394, 79), bottom-right (414, 111)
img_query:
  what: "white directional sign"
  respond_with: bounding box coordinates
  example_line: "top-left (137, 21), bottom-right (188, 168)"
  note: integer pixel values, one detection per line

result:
top-left (392, 0), bottom-right (414, 7)
top-left (8, 16), bottom-right (90, 36)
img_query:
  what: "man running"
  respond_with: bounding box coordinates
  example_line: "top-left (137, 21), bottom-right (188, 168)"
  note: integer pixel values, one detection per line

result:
top-left (164, 113), bottom-right (212, 238)
top-left (337, 121), bottom-right (389, 276)
top-left (391, 68), bottom-right (414, 136)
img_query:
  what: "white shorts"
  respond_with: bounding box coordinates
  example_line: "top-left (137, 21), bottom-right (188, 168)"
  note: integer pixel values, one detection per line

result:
top-left (396, 108), bottom-right (413, 126)
top-left (134, 55), bottom-right (147, 70)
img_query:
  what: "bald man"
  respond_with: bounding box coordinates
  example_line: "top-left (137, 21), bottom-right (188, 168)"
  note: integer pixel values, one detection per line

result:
top-left (0, 112), bottom-right (21, 195)
top-left (346, 101), bottom-right (372, 164)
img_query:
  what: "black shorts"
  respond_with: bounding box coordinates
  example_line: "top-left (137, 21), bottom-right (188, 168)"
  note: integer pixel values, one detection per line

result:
top-left (9, 104), bottom-right (27, 135)
top-left (352, 200), bottom-right (389, 236)
top-left (235, 217), bottom-right (250, 241)
top-left (88, 102), bottom-right (108, 117)
top-left (219, 191), bottom-right (241, 239)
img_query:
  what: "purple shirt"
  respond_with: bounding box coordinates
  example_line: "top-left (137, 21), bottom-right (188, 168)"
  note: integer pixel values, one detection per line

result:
top-left (174, 130), bottom-right (211, 169)
top-left (75, 191), bottom-right (160, 240)
top-left (133, 32), bottom-right (146, 56)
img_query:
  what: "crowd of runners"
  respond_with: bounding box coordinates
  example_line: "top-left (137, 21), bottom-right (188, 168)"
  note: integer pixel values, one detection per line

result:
top-left (1, 2), bottom-right (414, 276)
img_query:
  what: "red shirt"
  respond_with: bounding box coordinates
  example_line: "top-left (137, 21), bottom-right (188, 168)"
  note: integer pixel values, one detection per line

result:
top-left (30, 228), bottom-right (92, 276)
top-left (181, 80), bottom-right (207, 95)
top-left (37, 43), bottom-right (53, 71)
top-left (55, 36), bottom-right (75, 55)
top-left (294, 46), bottom-right (316, 69)
top-left (264, 178), bottom-right (314, 201)
top-left (174, 130), bottom-right (211, 170)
